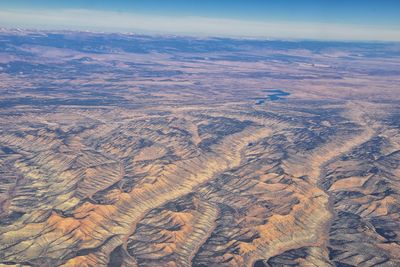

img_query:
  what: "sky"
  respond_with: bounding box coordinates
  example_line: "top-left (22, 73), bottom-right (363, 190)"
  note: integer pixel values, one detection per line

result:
top-left (0, 0), bottom-right (400, 41)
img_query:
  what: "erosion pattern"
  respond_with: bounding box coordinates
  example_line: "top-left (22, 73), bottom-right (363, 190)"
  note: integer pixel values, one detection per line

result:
top-left (0, 30), bottom-right (399, 267)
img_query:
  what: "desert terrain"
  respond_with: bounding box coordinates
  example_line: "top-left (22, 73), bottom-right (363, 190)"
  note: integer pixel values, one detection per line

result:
top-left (0, 29), bottom-right (399, 266)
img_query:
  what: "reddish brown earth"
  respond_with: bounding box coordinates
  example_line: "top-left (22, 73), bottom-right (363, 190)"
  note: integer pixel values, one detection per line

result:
top-left (0, 30), bottom-right (399, 266)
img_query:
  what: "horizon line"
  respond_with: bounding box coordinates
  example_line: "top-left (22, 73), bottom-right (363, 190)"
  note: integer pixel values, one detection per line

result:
top-left (2, 26), bottom-right (400, 45)
top-left (1, 8), bottom-right (400, 42)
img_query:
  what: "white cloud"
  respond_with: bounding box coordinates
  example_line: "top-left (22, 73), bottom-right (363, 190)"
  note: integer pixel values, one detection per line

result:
top-left (0, 8), bottom-right (399, 41)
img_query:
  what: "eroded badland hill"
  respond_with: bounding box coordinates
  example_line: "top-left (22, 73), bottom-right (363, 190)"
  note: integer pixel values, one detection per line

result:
top-left (0, 31), bottom-right (399, 266)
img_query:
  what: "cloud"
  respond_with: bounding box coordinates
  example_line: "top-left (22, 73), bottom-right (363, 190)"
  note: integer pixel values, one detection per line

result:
top-left (0, 8), bottom-right (399, 41)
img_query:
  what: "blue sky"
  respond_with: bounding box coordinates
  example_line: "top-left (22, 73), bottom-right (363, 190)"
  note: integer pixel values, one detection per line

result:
top-left (0, 0), bottom-right (399, 41)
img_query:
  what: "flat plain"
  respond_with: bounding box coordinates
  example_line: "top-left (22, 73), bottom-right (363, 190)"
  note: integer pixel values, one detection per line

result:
top-left (0, 29), bottom-right (399, 266)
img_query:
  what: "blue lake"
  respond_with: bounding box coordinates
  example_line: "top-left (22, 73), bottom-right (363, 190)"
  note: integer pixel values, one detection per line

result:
top-left (254, 89), bottom-right (290, 104)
